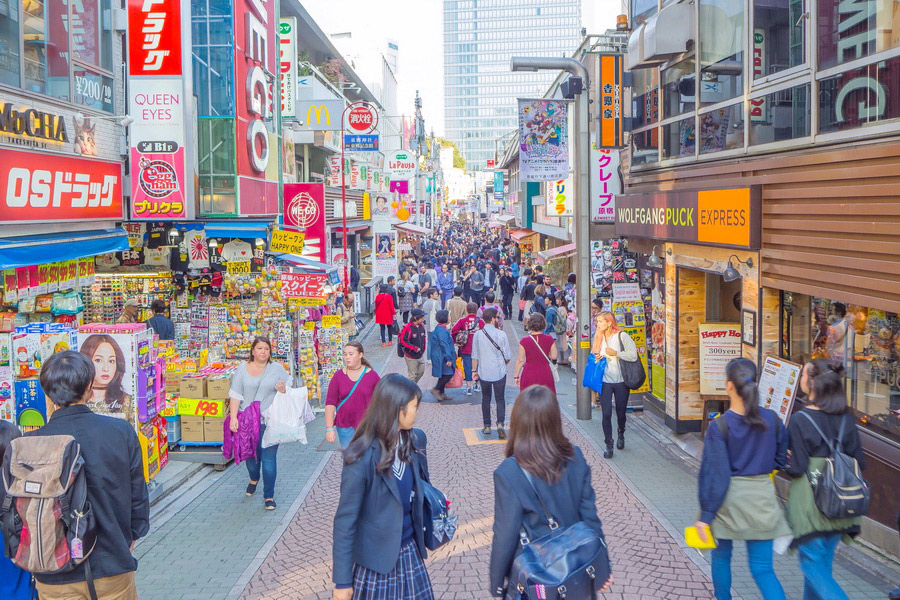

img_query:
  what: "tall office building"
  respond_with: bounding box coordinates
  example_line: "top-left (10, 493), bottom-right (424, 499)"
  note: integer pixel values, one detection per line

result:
top-left (443, 0), bottom-right (582, 170)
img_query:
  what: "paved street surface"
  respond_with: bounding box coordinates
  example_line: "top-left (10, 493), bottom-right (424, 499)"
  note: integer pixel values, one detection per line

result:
top-left (135, 318), bottom-right (893, 600)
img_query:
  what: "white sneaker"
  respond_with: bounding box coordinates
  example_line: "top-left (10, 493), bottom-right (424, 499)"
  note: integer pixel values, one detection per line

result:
top-left (474, 383), bottom-right (481, 392)
top-left (465, 387), bottom-right (472, 396)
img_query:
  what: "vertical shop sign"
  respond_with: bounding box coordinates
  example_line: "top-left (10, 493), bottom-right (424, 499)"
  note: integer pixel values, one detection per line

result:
top-left (518, 99), bottom-right (569, 182)
top-left (750, 30), bottom-right (767, 122)
top-left (597, 54), bottom-right (624, 148)
top-left (279, 18), bottom-right (297, 119)
top-left (283, 183), bottom-right (326, 263)
top-left (127, 0), bottom-right (192, 220)
top-left (235, 0), bottom-right (279, 215)
top-left (590, 144), bottom-right (620, 223)
top-left (493, 171), bottom-right (504, 199)
top-left (698, 323), bottom-right (742, 395)
top-left (546, 179), bottom-right (574, 217)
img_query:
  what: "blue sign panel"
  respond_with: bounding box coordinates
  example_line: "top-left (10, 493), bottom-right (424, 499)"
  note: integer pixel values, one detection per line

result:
top-left (344, 134), bottom-right (379, 151)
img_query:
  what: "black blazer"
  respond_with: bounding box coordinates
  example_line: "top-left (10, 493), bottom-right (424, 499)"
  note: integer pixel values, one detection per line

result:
top-left (489, 446), bottom-right (605, 597)
top-left (332, 428), bottom-right (430, 587)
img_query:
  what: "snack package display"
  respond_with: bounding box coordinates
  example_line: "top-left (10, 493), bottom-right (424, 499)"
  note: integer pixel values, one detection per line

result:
top-left (297, 329), bottom-right (321, 406)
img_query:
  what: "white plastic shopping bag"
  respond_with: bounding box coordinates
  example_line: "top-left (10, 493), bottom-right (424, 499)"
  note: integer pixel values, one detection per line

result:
top-left (261, 386), bottom-right (310, 448)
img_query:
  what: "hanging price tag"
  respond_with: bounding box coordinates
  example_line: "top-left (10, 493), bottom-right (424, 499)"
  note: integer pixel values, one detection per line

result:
top-left (322, 315), bottom-right (341, 328)
top-left (304, 321), bottom-right (316, 330)
top-left (177, 397), bottom-right (225, 418)
top-left (226, 261), bottom-right (251, 274)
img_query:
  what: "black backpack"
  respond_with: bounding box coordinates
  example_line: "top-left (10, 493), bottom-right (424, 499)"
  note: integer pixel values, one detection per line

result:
top-left (797, 412), bottom-right (870, 520)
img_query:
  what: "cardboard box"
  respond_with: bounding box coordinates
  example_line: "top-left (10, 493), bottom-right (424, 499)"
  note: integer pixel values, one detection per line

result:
top-left (180, 376), bottom-right (207, 398)
top-left (165, 377), bottom-right (181, 393)
top-left (206, 376), bottom-right (231, 400)
top-left (203, 417), bottom-right (224, 443)
top-left (180, 415), bottom-right (204, 442)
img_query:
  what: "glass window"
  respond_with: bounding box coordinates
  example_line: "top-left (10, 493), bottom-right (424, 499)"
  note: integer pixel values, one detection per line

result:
top-left (699, 103), bottom-right (744, 153)
top-left (818, 55), bottom-right (900, 133)
top-left (700, 0), bottom-right (744, 105)
top-left (631, 67), bottom-right (660, 128)
top-left (73, 66), bottom-right (114, 113)
top-left (749, 84), bottom-right (810, 144)
top-left (818, 0), bottom-right (900, 70)
top-left (631, 127), bottom-right (659, 165)
top-left (24, 0), bottom-right (72, 97)
top-left (662, 116), bottom-right (696, 158)
top-left (662, 57), bottom-right (695, 118)
top-left (753, 0), bottom-right (806, 78)
top-left (633, 0), bottom-right (658, 24)
top-left (0, 0), bottom-right (21, 87)
top-left (71, 0), bottom-right (100, 66)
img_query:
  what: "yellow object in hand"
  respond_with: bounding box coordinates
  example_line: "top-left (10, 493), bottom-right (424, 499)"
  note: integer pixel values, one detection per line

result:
top-left (684, 525), bottom-right (717, 549)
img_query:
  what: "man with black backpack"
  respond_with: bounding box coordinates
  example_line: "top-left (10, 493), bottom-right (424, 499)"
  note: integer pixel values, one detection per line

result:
top-left (399, 308), bottom-right (428, 383)
top-left (1, 351), bottom-right (149, 600)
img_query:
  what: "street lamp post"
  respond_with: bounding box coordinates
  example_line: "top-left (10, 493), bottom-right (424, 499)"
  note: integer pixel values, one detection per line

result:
top-left (511, 56), bottom-right (592, 421)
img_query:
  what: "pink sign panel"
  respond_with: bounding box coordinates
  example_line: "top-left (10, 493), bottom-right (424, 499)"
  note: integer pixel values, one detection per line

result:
top-left (390, 180), bottom-right (409, 194)
top-left (283, 183), bottom-right (326, 264)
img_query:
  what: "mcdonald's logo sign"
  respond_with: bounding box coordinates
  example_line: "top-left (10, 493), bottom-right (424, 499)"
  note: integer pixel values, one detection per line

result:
top-left (297, 100), bottom-right (344, 131)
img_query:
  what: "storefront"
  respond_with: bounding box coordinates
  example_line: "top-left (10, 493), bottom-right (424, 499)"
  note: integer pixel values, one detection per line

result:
top-left (509, 229), bottom-right (539, 265)
top-left (616, 186), bottom-right (763, 434)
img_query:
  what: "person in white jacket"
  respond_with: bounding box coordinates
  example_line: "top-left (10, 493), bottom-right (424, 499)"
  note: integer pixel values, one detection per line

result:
top-left (592, 311), bottom-right (639, 459)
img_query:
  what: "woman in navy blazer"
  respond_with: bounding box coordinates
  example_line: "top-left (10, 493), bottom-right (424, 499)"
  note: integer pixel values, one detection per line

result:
top-left (489, 385), bottom-right (613, 597)
top-left (332, 374), bottom-right (434, 600)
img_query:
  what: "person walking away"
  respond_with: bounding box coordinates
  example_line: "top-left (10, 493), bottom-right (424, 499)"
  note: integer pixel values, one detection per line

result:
top-left (397, 271), bottom-right (415, 324)
top-left (144, 299), bottom-right (175, 340)
top-left (478, 291), bottom-right (505, 330)
top-left (25, 351), bottom-right (149, 599)
top-left (543, 293), bottom-right (560, 340)
top-left (447, 286), bottom-right (468, 327)
top-left (530, 284), bottom-right (547, 316)
top-left (332, 375), bottom-right (434, 600)
top-left (489, 385), bottom-right (612, 598)
top-left (375, 284), bottom-right (397, 347)
top-left (451, 302), bottom-right (485, 396)
top-left (510, 260), bottom-right (519, 279)
top-left (514, 313), bottom-right (558, 395)
top-left (0, 421), bottom-right (32, 600)
top-left (552, 293), bottom-right (570, 364)
top-left (117, 297), bottom-right (140, 323)
top-left (565, 303), bottom-right (577, 368)
top-left (499, 267), bottom-right (516, 320)
top-left (338, 292), bottom-right (358, 339)
top-left (592, 312), bottom-right (638, 458)
top-left (436, 263), bottom-right (454, 309)
top-left (422, 288), bottom-right (440, 333)
top-left (694, 358), bottom-right (790, 600)
top-left (385, 276), bottom-right (400, 311)
top-left (472, 307), bottom-right (511, 438)
top-left (227, 336), bottom-right (289, 510)
top-left (462, 263), bottom-right (474, 303)
top-left (324, 342), bottom-right (381, 448)
top-left (784, 358), bottom-right (867, 600)
top-left (429, 310), bottom-right (457, 402)
top-left (399, 309), bottom-right (428, 383)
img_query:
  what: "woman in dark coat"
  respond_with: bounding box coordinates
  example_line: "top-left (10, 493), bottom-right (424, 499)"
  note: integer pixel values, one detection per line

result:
top-left (428, 309), bottom-right (457, 402)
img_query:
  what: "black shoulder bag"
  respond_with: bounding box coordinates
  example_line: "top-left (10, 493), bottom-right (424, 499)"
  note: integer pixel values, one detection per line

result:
top-left (616, 331), bottom-right (646, 390)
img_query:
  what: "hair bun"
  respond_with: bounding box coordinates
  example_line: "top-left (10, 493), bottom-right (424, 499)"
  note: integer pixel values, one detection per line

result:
top-left (829, 361), bottom-right (846, 376)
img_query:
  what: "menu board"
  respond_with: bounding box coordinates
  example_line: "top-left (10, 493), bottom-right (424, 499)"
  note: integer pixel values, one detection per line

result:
top-left (758, 355), bottom-right (802, 424)
top-left (698, 323), bottom-right (742, 395)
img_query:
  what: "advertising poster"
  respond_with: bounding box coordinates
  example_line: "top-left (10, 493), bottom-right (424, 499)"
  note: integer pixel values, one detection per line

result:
top-left (76, 333), bottom-right (136, 423)
top-left (546, 178), bottom-right (574, 217)
top-left (518, 99), bottom-right (569, 182)
top-left (612, 282), bottom-right (644, 327)
top-left (374, 231), bottom-right (397, 277)
top-left (590, 144), bottom-right (620, 223)
top-left (649, 267), bottom-right (666, 401)
top-left (698, 323), bottom-right (742, 395)
top-left (279, 18), bottom-right (297, 119)
top-left (283, 183), bottom-right (326, 263)
top-left (758, 355), bottom-right (801, 424)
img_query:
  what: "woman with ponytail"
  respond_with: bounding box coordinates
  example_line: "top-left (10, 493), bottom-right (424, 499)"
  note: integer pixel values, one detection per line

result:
top-left (784, 358), bottom-right (866, 600)
top-left (695, 358), bottom-right (790, 600)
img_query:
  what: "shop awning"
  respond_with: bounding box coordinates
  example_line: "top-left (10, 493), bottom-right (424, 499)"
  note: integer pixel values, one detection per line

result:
top-left (203, 221), bottom-right (271, 239)
top-left (394, 223), bottom-right (432, 236)
top-left (509, 228), bottom-right (535, 242)
top-left (498, 214), bottom-right (517, 223)
top-left (270, 252), bottom-right (331, 272)
top-left (0, 227), bottom-right (130, 270)
top-left (486, 221), bottom-right (504, 228)
top-left (538, 243), bottom-right (577, 262)
top-left (331, 223), bottom-right (370, 234)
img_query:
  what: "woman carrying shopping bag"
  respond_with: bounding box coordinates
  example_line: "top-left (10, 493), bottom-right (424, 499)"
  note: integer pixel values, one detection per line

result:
top-left (592, 312), bottom-right (639, 458)
top-left (694, 358), bottom-right (790, 600)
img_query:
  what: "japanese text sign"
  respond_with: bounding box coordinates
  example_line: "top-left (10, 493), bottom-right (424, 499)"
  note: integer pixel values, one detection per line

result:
top-left (279, 18), bottom-right (297, 119)
top-left (597, 54), bottom-right (624, 148)
top-left (280, 273), bottom-right (327, 298)
top-left (590, 144), bottom-right (620, 223)
top-left (127, 0), bottom-right (183, 76)
top-left (518, 99), bottom-right (569, 182)
top-left (269, 229), bottom-right (305, 254)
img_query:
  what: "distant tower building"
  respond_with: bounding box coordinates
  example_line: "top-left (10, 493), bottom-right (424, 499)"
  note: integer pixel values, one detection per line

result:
top-left (443, 0), bottom-right (582, 171)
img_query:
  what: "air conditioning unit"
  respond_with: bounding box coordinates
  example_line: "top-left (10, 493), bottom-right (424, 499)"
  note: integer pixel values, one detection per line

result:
top-left (626, 2), bottom-right (694, 69)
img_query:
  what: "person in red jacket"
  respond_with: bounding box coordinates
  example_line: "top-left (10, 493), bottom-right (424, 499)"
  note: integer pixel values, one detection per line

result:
top-left (451, 302), bottom-right (484, 396)
top-left (399, 308), bottom-right (428, 383)
top-left (375, 284), bottom-right (398, 346)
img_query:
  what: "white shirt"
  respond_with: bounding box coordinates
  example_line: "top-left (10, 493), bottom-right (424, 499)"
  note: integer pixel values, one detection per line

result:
top-left (599, 331), bottom-right (638, 384)
top-left (472, 324), bottom-right (511, 382)
top-left (222, 239), bottom-right (252, 263)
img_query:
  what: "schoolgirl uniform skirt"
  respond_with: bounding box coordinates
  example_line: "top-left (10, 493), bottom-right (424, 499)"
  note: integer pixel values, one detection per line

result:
top-left (351, 541), bottom-right (435, 600)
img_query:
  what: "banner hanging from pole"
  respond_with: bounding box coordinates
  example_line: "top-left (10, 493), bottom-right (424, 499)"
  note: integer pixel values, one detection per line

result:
top-left (373, 231), bottom-right (397, 277)
top-left (518, 99), bottom-right (570, 182)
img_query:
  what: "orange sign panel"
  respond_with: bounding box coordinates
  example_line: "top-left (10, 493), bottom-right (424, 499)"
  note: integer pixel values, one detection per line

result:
top-left (597, 54), bottom-right (624, 148)
top-left (697, 188), bottom-right (752, 247)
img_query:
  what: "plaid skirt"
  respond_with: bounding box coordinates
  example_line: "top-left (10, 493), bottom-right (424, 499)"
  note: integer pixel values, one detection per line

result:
top-left (351, 541), bottom-right (435, 600)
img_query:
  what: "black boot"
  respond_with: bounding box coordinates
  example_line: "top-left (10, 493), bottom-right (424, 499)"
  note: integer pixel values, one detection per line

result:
top-left (617, 431), bottom-right (625, 450)
top-left (603, 442), bottom-right (614, 459)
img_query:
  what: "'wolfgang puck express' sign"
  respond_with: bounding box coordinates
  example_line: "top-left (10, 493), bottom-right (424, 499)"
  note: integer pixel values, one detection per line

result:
top-left (614, 187), bottom-right (761, 250)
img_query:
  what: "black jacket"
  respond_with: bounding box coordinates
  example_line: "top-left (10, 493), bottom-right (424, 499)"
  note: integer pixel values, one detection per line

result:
top-left (145, 314), bottom-right (175, 340)
top-left (332, 429), bottom-right (430, 587)
top-left (499, 275), bottom-right (516, 297)
top-left (490, 447), bottom-right (605, 596)
top-left (30, 405), bottom-right (150, 584)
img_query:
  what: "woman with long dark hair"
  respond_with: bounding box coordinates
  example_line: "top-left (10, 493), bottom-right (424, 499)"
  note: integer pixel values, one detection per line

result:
top-left (784, 359), bottom-right (866, 600)
top-left (489, 386), bottom-right (612, 597)
top-left (695, 358), bottom-right (790, 600)
top-left (227, 336), bottom-right (289, 510)
top-left (332, 374), bottom-right (434, 600)
top-left (79, 334), bottom-right (132, 420)
top-left (324, 342), bottom-right (380, 448)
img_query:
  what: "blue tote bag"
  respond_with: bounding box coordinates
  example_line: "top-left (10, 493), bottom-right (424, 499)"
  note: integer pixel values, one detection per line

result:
top-left (582, 354), bottom-right (607, 393)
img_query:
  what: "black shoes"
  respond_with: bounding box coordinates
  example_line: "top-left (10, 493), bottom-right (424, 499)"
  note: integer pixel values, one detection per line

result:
top-left (603, 442), bottom-right (614, 459)
top-left (264, 499), bottom-right (276, 510)
top-left (617, 431), bottom-right (625, 450)
top-left (246, 481), bottom-right (258, 496)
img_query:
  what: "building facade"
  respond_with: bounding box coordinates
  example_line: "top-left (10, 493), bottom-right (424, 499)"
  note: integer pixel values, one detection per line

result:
top-left (443, 0), bottom-right (582, 170)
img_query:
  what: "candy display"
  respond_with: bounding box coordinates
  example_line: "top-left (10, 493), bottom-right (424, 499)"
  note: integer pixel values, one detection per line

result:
top-left (83, 273), bottom-right (175, 323)
top-left (222, 267), bottom-right (284, 301)
top-left (223, 299), bottom-right (290, 360)
top-left (318, 325), bottom-right (346, 391)
top-left (296, 329), bottom-right (320, 405)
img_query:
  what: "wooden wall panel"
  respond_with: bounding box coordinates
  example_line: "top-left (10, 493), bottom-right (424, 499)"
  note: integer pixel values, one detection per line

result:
top-left (760, 288), bottom-right (780, 359)
top-left (664, 253), bottom-right (678, 418)
top-left (677, 268), bottom-right (706, 420)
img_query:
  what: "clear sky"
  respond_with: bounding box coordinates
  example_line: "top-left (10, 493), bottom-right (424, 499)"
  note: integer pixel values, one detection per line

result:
top-left (302, 0), bottom-right (624, 137)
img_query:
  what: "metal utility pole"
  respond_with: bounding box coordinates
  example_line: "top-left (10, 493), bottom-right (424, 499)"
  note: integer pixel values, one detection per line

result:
top-left (511, 56), bottom-right (592, 421)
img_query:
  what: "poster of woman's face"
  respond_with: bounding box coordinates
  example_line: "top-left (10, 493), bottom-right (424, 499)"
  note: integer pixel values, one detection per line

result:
top-left (373, 195), bottom-right (390, 217)
top-left (376, 234), bottom-right (394, 258)
top-left (78, 334), bottom-right (134, 423)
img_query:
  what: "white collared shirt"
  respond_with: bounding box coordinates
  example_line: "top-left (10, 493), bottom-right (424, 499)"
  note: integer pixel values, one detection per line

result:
top-left (472, 324), bottom-right (511, 382)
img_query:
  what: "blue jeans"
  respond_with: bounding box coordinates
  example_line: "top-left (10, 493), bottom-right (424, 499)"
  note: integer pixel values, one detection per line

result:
top-left (797, 534), bottom-right (849, 600)
top-left (460, 352), bottom-right (473, 382)
top-left (245, 424), bottom-right (279, 499)
top-left (336, 426), bottom-right (355, 448)
top-left (710, 538), bottom-right (785, 600)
